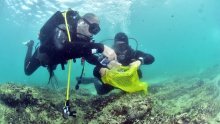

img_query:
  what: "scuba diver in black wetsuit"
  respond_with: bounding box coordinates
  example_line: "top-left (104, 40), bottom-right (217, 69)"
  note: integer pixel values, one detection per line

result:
top-left (91, 32), bottom-right (155, 95)
top-left (24, 9), bottom-right (117, 82)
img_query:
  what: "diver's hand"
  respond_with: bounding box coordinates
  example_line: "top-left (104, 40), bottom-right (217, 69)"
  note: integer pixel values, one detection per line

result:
top-left (107, 60), bottom-right (121, 69)
top-left (102, 45), bottom-right (117, 61)
top-left (129, 60), bottom-right (141, 67)
top-left (99, 68), bottom-right (108, 77)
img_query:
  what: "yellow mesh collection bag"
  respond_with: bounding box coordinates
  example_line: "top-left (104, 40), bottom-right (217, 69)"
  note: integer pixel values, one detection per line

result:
top-left (101, 64), bottom-right (148, 94)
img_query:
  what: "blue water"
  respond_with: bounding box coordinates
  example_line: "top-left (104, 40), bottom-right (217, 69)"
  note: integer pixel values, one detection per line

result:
top-left (0, 0), bottom-right (220, 86)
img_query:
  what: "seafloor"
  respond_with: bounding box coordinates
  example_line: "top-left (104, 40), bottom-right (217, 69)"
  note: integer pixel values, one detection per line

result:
top-left (1, 65), bottom-right (220, 124)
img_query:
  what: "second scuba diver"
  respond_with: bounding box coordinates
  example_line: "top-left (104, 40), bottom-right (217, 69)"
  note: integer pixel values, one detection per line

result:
top-left (77, 32), bottom-right (155, 95)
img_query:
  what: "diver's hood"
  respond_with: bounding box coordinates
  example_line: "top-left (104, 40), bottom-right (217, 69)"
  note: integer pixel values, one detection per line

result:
top-left (114, 32), bottom-right (128, 45)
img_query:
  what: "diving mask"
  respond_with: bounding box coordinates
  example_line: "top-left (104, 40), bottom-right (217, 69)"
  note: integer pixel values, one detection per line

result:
top-left (82, 18), bottom-right (100, 35)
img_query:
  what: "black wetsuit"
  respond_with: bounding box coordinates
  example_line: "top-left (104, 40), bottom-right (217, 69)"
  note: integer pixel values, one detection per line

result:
top-left (93, 46), bottom-right (155, 95)
top-left (24, 13), bottom-right (104, 76)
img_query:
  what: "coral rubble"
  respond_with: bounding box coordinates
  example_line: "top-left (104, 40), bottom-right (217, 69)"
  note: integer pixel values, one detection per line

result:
top-left (1, 65), bottom-right (220, 123)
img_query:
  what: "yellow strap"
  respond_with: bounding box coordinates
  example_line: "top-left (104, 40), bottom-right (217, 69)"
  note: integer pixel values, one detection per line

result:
top-left (66, 61), bottom-right (72, 101)
top-left (63, 12), bottom-right (72, 42)
top-left (63, 11), bottom-right (72, 101)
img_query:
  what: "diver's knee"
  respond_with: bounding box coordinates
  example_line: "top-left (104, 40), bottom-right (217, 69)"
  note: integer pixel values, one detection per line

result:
top-left (24, 68), bottom-right (34, 76)
top-left (24, 70), bottom-right (32, 76)
top-left (25, 72), bottom-right (31, 76)
top-left (97, 85), bottom-right (114, 95)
